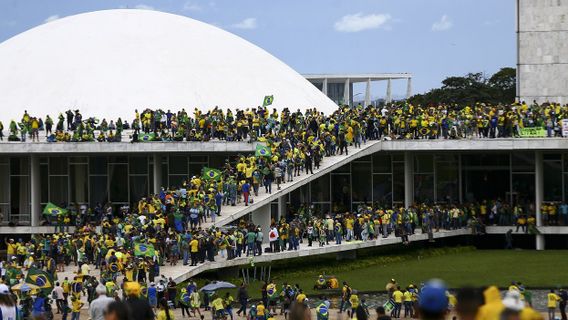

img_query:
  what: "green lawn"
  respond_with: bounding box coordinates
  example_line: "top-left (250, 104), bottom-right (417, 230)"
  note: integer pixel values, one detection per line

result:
top-left (189, 248), bottom-right (568, 299)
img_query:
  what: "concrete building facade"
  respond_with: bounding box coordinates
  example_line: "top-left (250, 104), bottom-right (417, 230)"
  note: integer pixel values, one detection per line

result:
top-left (517, 0), bottom-right (568, 103)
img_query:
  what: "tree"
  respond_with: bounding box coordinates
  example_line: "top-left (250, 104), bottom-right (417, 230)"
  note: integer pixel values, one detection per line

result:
top-left (408, 67), bottom-right (516, 107)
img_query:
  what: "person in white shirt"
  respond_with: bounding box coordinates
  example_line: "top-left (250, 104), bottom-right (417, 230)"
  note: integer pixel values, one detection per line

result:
top-left (0, 284), bottom-right (18, 320)
top-left (52, 282), bottom-right (65, 314)
top-left (88, 285), bottom-right (114, 320)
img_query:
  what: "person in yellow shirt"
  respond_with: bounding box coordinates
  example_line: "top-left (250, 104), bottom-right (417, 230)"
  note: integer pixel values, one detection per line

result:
top-left (256, 301), bottom-right (266, 319)
top-left (71, 295), bottom-right (84, 319)
top-left (403, 289), bottom-right (414, 318)
top-left (157, 298), bottom-right (175, 320)
top-left (349, 290), bottom-right (359, 317)
top-left (189, 238), bottom-right (199, 266)
top-left (547, 289), bottom-right (561, 320)
top-left (392, 287), bottom-right (404, 318)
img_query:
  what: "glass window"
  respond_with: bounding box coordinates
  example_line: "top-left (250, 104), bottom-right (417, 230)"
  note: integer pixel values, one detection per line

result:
top-left (462, 154), bottom-right (509, 167)
top-left (334, 163), bottom-right (351, 173)
top-left (108, 156), bottom-right (128, 164)
top-left (0, 164), bottom-right (9, 203)
top-left (169, 156), bottom-right (188, 175)
top-left (69, 157), bottom-right (88, 164)
top-left (373, 154), bottom-right (391, 173)
top-left (190, 155), bottom-right (208, 163)
top-left (352, 162), bottom-right (372, 203)
top-left (49, 176), bottom-right (69, 206)
top-left (392, 162), bottom-right (405, 203)
top-left (313, 203), bottom-right (331, 216)
top-left (544, 160), bottom-right (562, 201)
top-left (129, 156), bottom-right (148, 174)
top-left (310, 174), bottom-right (330, 203)
top-left (168, 175), bottom-right (186, 189)
top-left (512, 153), bottom-right (535, 172)
top-left (290, 185), bottom-right (309, 208)
top-left (414, 174), bottom-right (434, 203)
top-left (188, 163), bottom-right (203, 179)
top-left (373, 174), bottom-right (392, 206)
top-left (70, 164), bottom-right (88, 203)
top-left (130, 176), bottom-right (149, 204)
top-left (89, 157), bottom-right (107, 175)
top-left (49, 157), bottom-right (68, 175)
top-left (109, 164), bottom-right (128, 202)
top-left (10, 176), bottom-right (30, 216)
top-left (40, 164), bottom-right (48, 203)
top-left (512, 173), bottom-right (535, 206)
top-left (414, 154), bottom-right (434, 173)
top-left (543, 153), bottom-right (561, 161)
top-left (89, 176), bottom-right (107, 205)
top-left (436, 161), bottom-right (458, 203)
top-left (331, 174), bottom-right (351, 210)
top-left (10, 157), bottom-right (29, 175)
top-left (210, 155), bottom-right (228, 169)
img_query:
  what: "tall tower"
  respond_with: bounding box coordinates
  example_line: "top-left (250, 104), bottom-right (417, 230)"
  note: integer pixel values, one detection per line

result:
top-left (517, 0), bottom-right (568, 104)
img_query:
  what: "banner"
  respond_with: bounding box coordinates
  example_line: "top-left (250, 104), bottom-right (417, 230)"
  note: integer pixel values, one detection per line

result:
top-left (25, 267), bottom-right (54, 294)
top-left (134, 242), bottom-right (156, 257)
top-left (562, 119), bottom-right (568, 137)
top-left (519, 127), bottom-right (546, 138)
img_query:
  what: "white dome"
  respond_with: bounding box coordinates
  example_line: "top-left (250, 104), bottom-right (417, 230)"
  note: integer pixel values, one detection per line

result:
top-left (0, 9), bottom-right (337, 123)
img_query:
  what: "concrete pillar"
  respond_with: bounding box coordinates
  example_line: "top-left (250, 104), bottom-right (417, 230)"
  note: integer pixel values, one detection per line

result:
top-left (343, 78), bottom-right (350, 106)
top-left (535, 151), bottom-right (545, 250)
top-left (153, 153), bottom-right (163, 194)
top-left (30, 155), bottom-right (40, 227)
top-left (251, 203), bottom-right (271, 243)
top-left (277, 195), bottom-right (286, 222)
top-left (386, 79), bottom-right (392, 104)
top-left (404, 152), bottom-right (414, 208)
top-left (364, 78), bottom-right (371, 106)
top-left (322, 78), bottom-right (328, 96)
top-left (406, 78), bottom-right (413, 99)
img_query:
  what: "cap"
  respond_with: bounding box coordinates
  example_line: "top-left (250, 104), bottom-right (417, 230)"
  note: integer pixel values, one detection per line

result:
top-left (419, 280), bottom-right (448, 313)
top-left (0, 284), bottom-right (9, 295)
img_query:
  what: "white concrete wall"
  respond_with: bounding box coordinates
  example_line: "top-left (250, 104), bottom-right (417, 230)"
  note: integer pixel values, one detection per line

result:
top-left (518, 0), bottom-right (568, 103)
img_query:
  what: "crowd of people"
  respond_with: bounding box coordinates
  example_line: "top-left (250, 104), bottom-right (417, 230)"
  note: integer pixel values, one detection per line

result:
top-left (1, 101), bottom-right (568, 143)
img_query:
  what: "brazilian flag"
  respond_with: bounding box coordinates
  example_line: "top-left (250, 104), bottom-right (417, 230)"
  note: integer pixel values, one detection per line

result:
top-left (202, 167), bottom-right (222, 181)
top-left (255, 144), bottom-right (272, 157)
top-left (134, 242), bottom-right (155, 257)
top-left (262, 95), bottom-right (274, 107)
top-left (140, 132), bottom-right (156, 142)
top-left (6, 267), bottom-right (22, 286)
top-left (25, 267), bottom-right (53, 294)
top-left (42, 202), bottom-right (67, 216)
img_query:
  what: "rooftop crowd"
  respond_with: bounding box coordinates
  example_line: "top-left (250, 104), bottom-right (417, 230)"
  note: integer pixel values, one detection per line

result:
top-left (0, 102), bottom-right (564, 320)
top-left (1, 100), bottom-right (567, 142)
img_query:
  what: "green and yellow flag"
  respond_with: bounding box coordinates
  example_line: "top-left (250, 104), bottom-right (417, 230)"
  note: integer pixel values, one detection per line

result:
top-left (202, 167), bottom-right (222, 181)
top-left (134, 242), bottom-right (155, 257)
top-left (262, 95), bottom-right (274, 107)
top-left (42, 202), bottom-right (67, 216)
top-left (255, 144), bottom-right (272, 157)
top-left (25, 267), bottom-right (53, 294)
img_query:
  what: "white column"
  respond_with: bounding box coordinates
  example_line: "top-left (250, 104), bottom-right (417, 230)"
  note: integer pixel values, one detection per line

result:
top-left (343, 78), bottom-right (350, 106)
top-left (386, 79), bottom-right (392, 104)
top-left (406, 78), bottom-right (413, 99)
top-left (404, 152), bottom-right (414, 208)
top-left (252, 203), bottom-right (271, 243)
top-left (535, 151), bottom-right (545, 250)
top-left (322, 78), bottom-right (328, 96)
top-left (277, 195), bottom-right (286, 222)
top-left (30, 155), bottom-right (40, 227)
top-left (364, 78), bottom-right (371, 106)
top-left (153, 153), bottom-right (163, 194)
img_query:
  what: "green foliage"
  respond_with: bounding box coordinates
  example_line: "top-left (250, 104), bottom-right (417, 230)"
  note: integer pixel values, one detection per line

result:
top-left (409, 67), bottom-right (516, 106)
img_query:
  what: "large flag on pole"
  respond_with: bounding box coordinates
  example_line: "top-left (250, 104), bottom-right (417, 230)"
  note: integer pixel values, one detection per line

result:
top-left (134, 242), bottom-right (156, 257)
top-left (25, 267), bottom-right (54, 294)
top-left (262, 95), bottom-right (274, 107)
top-left (202, 167), bottom-right (222, 181)
top-left (255, 144), bottom-right (272, 157)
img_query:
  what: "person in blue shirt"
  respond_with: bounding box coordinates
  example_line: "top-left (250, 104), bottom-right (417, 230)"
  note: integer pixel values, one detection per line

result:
top-left (242, 182), bottom-right (251, 206)
top-left (148, 283), bottom-right (158, 310)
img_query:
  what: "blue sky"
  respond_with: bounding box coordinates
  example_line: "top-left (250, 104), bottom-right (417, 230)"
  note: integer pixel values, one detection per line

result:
top-left (0, 0), bottom-right (515, 97)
